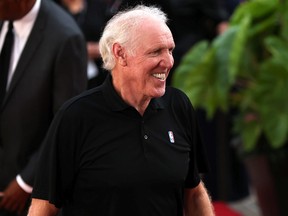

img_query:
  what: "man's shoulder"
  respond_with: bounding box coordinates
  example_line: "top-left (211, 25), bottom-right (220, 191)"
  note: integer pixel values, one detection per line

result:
top-left (164, 86), bottom-right (189, 101)
top-left (163, 86), bottom-right (193, 110)
top-left (59, 86), bottom-right (104, 114)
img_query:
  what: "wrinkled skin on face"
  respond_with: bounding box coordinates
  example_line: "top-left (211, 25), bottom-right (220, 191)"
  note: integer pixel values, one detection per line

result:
top-left (0, 0), bottom-right (35, 20)
top-left (112, 17), bottom-right (175, 114)
top-left (126, 21), bottom-right (174, 98)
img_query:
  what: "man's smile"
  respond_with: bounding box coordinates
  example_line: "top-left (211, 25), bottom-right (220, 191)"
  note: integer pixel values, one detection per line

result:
top-left (152, 73), bottom-right (166, 81)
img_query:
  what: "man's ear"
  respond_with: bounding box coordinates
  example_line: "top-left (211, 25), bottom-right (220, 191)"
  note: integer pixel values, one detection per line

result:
top-left (112, 43), bottom-right (127, 66)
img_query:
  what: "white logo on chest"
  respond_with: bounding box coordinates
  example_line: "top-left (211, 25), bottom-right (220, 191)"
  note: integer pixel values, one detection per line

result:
top-left (168, 131), bottom-right (175, 143)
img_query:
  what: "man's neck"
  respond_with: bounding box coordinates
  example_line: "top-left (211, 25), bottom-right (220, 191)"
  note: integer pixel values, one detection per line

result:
top-left (112, 74), bottom-right (151, 116)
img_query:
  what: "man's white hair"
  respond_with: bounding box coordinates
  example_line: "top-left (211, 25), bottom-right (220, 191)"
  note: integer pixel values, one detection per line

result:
top-left (99, 5), bottom-right (168, 71)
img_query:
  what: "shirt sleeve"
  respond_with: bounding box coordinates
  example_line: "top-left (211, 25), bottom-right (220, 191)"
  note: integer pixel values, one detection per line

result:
top-left (173, 89), bottom-right (209, 188)
top-left (32, 104), bottom-right (81, 208)
top-left (185, 114), bottom-right (209, 188)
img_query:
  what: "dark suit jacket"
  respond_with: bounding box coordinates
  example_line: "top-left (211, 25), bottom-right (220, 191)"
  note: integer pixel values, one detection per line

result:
top-left (58, 0), bottom-right (112, 88)
top-left (0, 0), bottom-right (87, 190)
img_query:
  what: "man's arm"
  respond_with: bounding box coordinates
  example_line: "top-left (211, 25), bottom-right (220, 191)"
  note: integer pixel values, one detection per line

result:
top-left (184, 181), bottom-right (215, 216)
top-left (28, 198), bottom-right (59, 216)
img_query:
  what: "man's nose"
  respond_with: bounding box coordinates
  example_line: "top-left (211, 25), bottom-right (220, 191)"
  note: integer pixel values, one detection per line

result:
top-left (160, 52), bottom-right (174, 69)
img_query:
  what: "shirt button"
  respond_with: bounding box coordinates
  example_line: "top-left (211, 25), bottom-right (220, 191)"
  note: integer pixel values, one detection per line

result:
top-left (144, 135), bottom-right (148, 140)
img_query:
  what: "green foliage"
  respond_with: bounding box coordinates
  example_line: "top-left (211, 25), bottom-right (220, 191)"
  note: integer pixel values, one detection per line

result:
top-left (172, 0), bottom-right (288, 152)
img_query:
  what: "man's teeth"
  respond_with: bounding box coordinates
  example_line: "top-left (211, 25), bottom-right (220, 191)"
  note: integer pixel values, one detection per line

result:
top-left (153, 73), bottom-right (166, 80)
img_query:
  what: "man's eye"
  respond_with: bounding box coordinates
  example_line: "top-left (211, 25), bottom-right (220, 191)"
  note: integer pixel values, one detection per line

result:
top-left (151, 50), bottom-right (161, 55)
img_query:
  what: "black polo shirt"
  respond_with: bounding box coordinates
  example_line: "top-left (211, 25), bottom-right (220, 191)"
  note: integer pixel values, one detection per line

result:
top-left (32, 75), bottom-right (208, 216)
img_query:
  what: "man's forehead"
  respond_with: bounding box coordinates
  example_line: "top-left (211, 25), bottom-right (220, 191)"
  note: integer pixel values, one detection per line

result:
top-left (136, 20), bottom-right (172, 39)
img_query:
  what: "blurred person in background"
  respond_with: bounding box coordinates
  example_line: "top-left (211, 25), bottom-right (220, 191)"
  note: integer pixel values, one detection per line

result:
top-left (54, 0), bottom-right (123, 88)
top-left (0, 0), bottom-right (87, 215)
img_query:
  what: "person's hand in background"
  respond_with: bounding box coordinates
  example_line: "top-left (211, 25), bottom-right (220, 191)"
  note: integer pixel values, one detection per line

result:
top-left (0, 179), bottom-right (30, 215)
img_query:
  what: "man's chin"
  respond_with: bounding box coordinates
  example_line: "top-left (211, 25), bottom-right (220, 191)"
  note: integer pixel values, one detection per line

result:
top-left (152, 88), bottom-right (166, 98)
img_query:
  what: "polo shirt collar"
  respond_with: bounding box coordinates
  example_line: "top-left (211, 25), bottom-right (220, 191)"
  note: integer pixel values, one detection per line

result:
top-left (102, 74), bottom-right (165, 112)
top-left (151, 97), bottom-right (165, 110)
top-left (102, 74), bottom-right (129, 111)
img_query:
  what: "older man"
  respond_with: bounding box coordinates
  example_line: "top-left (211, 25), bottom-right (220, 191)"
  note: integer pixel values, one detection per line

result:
top-left (28, 5), bottom-right (214, 216)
